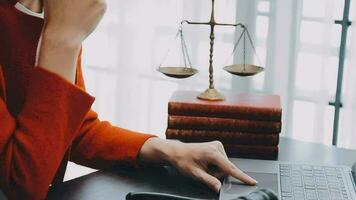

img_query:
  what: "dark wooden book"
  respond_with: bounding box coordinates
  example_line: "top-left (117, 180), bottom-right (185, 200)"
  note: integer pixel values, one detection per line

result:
top-left (168, 91), bottom-right (282, 122)
top-left (224, 145), bottom-right (279, 160)
top-left (168, 115), bottom-right (282, 134)
top-left (166, 129), bottom-right (279, 146)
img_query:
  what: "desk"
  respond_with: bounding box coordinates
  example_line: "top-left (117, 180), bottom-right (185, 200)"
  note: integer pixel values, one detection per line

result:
top-left (44, 138), bottom-right (354, 199)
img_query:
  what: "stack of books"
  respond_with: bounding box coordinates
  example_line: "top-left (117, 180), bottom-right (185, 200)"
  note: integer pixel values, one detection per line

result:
top-left (165, 90), bottom-right (282, 160)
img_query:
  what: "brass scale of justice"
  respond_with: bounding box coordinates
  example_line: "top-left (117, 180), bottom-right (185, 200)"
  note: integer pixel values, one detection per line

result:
top-left (158, 0), bottom-right (264, 101)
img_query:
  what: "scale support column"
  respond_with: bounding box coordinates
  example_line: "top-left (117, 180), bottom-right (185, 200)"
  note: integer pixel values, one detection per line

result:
top-left (198, 0), bottom-right (225, 101)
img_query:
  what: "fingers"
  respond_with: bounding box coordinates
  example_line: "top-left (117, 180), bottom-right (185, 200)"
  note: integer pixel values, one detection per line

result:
top-left (214, 141), bottom-right (228, 159)
top-left (208, 141), bottom-right (257, 185)
top-left (229, 163), bottom-right (258, 185)
top-left (192, 167), bottom-right (222, 193)
top-left (209, 171), bottom-right (227, 179)
top-left (209, 152), bottom-right (257, 186)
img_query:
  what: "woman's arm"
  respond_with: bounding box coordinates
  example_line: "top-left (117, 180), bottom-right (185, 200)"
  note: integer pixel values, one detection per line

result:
top-left (0, 64), bottom-right (94, 199)
top-left (37, 33), bottom-right (80, 83)
top-left (38, 0), bottom-right (107, 83)
top-left (0, 0), bottom-right (107, 199)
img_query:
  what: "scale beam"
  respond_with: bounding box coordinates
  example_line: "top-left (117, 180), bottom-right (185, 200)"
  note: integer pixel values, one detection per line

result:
top-left (182, 20), bottom-right (246, 28)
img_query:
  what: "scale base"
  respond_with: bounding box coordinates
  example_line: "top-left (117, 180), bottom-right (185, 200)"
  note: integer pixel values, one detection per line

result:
top-left (197, 88), bottom-right (225, 101)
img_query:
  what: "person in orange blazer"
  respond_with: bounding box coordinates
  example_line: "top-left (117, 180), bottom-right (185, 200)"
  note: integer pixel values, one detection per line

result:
top-left (0, 0), bottom-right (257, 199)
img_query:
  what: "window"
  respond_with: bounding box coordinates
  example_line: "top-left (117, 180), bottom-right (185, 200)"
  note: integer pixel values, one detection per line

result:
top-left (290, 0), bottom-right (351, 144)
top-left (236, 0), bottom-right (354, 146)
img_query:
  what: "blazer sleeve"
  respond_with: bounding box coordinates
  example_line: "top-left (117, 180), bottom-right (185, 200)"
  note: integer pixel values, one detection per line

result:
top-left (70, 110), bottom-right (156, 169)
top-left (0, 65), bottom-right (95, 199)
top-left (69, 63), bottom-right (156, 169)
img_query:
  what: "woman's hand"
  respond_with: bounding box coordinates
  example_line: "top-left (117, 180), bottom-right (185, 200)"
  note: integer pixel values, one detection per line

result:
top-left (38, 0), bottom-right (107, 83)
top-left (139, 138), bottom-right (257, 193)
top-left (42, 0), bottom-right (107, 45)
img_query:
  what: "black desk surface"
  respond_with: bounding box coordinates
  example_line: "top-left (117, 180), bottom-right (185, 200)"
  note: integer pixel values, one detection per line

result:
top-left (46, 137), bottom-right (356, 200)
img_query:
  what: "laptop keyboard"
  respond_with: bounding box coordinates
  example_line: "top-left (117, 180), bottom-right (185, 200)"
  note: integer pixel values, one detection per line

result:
top-left (279, 164), bottom-right (352, 200)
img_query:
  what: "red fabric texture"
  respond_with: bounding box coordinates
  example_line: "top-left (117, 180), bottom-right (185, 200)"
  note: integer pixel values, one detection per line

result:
top-left (0, 3), bottom-right (155, 199)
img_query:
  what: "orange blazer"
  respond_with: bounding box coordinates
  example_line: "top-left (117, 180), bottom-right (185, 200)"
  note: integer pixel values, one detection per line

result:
top-left (0, 1), bottom-right (155, 199)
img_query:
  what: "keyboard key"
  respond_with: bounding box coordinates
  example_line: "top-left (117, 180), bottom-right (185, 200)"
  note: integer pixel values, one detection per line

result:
top-left (314, 172), bottom-right (325, 177)
top-left (316, 180), bottom-right (327, 185)
top-left (317, 189), bottom-right (330, 199)
top-left (294, 197), bottom-right (305, 200)
top-left (293, 165), bottom-right (302, 170)
top-left (324, 167), bottom-right (336, 171)
top-left (304, 172), bottom-right (314, 177)
top-left (282, 192), bottom-right (293, 197)
top-left (293, 180), bottom-right (303, 187)
top-left (304, 177), bottom-right (315, 188)
top-left (294, 192), bottom-right (305, 200)
top-left (281, 176), bottom-right (292, 193)
top-left (303, 165), bottom-right (313, 171)
top-left (281, 172), bottom-right (291, 177)
top-left (280, 164), bottom-right (290, 168)
top-left (328, 182), bottom-right (340, 189)
top-left (305, 189), bottom-right (317, 199)
top-left (282, 197), bottom-right (293, 200)
top-left (330, 190), bottom-right (343, 200)
top-left (316, 184), bottom-right (328, 189)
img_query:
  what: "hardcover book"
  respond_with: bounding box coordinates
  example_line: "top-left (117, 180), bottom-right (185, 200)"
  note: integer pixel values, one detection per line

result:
top-left (168, 91), bottom-right (282, 122)
top-left (166, 129), bottom-right (279, 146)
top-left (168, 115), bottom-right (282, 134)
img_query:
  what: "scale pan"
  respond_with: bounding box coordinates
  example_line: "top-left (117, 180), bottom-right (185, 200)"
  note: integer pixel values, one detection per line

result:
top-left (224, 64), bottom-right (264, 77)
top-left (158, 67), bottom-right (198, 79)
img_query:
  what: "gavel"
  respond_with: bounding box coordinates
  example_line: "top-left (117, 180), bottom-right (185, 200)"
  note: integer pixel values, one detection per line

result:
top-left (126, 188), bottom-right (279, 200)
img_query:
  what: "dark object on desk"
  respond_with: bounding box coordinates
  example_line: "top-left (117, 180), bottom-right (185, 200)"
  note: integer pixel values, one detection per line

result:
top-left (353, 162), bottom-right (356, 184)
top-left (126, 192), bottom-right (208, 200)
top-left (126, 188), bottom-right (278, 200)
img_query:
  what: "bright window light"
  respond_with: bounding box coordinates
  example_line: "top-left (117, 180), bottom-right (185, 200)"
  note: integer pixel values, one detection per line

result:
top-left (258, 1), bottom-right (270, 13)
top-left (256, 16), bottom-right (269, 39)
top-left (324, 56), bottom-right (339, 95)
top-left (292, 100), bottom-right (316, 141)
top-left (302, 0), bottom-right (326, 18)
top-left (300, 21), bottom-right (325, 45)
top-left (295, 53), bottom-right (323, 92)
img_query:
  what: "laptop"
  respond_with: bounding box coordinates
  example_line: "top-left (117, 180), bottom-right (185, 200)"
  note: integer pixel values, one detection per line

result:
top-left (219, 159), bottom-right (356, 200)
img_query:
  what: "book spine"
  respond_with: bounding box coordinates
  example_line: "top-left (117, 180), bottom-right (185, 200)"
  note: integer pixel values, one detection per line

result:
top-left (166, 129), bottom-right (279, 146)
top-left (224, 145), bottom-right (279, 160)
top-left (168, 115), bottom-right (282, 134)
top-left (168, 102), bottom-right (282, 122)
